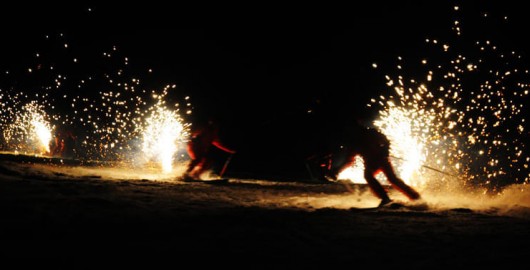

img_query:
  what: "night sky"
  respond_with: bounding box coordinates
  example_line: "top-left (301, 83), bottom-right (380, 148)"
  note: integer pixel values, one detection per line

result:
top-left (1, 2), bottom-right (453, 117)
top-left (2, 1), bottom-right (529, 180)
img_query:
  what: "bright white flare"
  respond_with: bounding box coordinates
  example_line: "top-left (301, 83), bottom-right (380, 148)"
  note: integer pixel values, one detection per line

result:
top-left (2, 102), bottom-right (53, 155)
top-left (374, 106), bottom-right (432, 188)
top-left (338, 155), bottom-right (388, 184)
top-left (31, 117), bottom-right (53, 153)
top-left (140, 103), bottom-right (186, 173)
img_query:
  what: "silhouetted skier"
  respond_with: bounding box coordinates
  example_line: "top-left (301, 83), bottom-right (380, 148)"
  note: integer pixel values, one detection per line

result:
top-left (307, 124), bottom-right (421, 207)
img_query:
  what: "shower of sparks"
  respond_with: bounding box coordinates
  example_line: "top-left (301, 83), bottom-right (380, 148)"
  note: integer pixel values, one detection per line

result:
top-left (337, 105), bottom-right (433, 187)
top-left (1, 101), bottom-right (53, 155)
top-left (374, 106), bottom-right (433, 188)
top-left (137, 96), bottom-right (189, 173)
top-left (348, 4), bottom-right (530, 192)
top-left (1, 32), bottom-right (192, 172)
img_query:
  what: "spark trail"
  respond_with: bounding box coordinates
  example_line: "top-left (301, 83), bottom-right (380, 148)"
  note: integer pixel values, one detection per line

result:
top-left (1, 32), bottom-right (192, 173)
top-left (342, 4), bottom-right (530, 193)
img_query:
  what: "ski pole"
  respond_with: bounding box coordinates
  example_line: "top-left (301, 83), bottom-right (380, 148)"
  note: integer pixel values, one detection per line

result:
top-left (219, 153), bottom-right (234, 178)
top-left (390, 155), bottom-right (457, 177)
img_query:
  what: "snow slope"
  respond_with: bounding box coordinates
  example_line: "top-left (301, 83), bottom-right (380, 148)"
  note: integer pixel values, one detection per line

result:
top-left (1, 155), bottom-right (530, 267)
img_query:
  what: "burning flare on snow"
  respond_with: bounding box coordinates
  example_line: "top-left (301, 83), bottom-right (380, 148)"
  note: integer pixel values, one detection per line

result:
top-left (2, 102), bottom-right (53, 155)
top-left (138, 96), bottom-right (188, 173)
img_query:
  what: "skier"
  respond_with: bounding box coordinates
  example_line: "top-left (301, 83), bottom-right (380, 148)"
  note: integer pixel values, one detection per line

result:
top-left (50, 127), bottom-right (77, 158)
top-left (308, 124), bottom-right (421, 207)
top-left (182, 118), bottom-right (236, 181)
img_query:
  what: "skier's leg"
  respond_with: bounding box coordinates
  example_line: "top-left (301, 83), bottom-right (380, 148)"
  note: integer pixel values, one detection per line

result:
top-left (364, 166), bottom-right (392, 206)
top-left (381, 159), bottom-right (420, 200)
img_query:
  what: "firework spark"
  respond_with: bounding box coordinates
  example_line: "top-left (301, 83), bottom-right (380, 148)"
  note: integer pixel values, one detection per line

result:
top-left (342, 4), bottom-right (530, 192)
top-left (1, 101), bottom-right (53, 155)
top-left (1, 33), bottom-right (192, 173)
top-left (138, 96), bottom-right (189, 173)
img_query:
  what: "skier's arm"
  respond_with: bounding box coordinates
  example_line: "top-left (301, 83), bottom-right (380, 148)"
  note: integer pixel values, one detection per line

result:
top-left (212, 140), bottom-right (236, 154)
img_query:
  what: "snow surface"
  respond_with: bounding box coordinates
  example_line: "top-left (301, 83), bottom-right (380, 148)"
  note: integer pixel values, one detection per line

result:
top-left (1, 156), bottom-right (530, 268)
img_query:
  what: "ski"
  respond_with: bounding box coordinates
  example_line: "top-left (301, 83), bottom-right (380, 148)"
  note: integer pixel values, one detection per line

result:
top-left (181, 178), bottom-right (229, 184)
